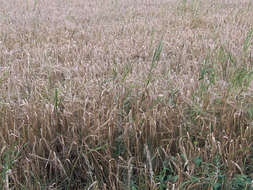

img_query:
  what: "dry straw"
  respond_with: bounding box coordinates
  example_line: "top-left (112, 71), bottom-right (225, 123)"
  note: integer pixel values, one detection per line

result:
top-left (0, 0), bottom-right (252, 189)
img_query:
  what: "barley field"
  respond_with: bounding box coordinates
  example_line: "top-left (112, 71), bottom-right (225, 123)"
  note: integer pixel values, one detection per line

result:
top-left (0, 0), bottom-right (253, 189)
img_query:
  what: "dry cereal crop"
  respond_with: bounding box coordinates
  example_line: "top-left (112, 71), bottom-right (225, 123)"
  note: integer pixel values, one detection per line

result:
top-left (0, 0), bottom-right (253, 189)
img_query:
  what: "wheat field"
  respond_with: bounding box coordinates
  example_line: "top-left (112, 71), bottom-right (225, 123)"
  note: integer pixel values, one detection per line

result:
top-left (0, 0), bottom-right (253, 189)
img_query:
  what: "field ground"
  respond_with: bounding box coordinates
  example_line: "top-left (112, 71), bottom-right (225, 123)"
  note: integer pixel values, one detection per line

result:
top-left (0, 0), bottom-right (253, 189)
